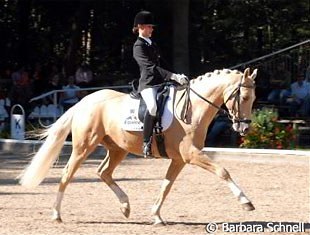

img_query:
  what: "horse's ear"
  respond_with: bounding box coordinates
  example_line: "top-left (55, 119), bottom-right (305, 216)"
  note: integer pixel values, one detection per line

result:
top-left (250, 68), bottom-right (258, 80)
top-left (243, 68), bottom-right (250, 78)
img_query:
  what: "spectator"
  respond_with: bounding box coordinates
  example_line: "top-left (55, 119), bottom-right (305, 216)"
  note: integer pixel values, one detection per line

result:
top-left (267, 62), bottom-right (291, 104)
top-left (59, 76), bottom-right (81, 111)
top-left (47, 74), bottom-right (62, 91)
top-left (205, 112), bottom-right (232, 147)
top-left (284, 72), bottom-right (310, 117)
top-left (32, 62), bottom-right (47, 97)
top-left (44, 74), bottom-right (62, 105)
top-left (9, 69), bottom-right (33, 117)
top-left (11, 65), bottom-right (29, 86)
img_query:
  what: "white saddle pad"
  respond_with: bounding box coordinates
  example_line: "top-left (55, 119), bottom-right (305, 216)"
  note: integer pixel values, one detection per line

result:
top-left (122, 86), bottom-right (175, 132)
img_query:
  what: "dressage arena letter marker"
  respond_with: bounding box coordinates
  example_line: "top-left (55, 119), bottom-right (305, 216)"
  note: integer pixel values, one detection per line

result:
top-left (10, 104), bottom-right (25, 140)
top-left (15, 118), bottom-right (21, 129)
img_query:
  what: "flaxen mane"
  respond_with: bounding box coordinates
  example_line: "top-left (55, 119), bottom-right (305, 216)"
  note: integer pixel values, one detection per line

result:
top-left (193, 69), bottom-right (243, 83)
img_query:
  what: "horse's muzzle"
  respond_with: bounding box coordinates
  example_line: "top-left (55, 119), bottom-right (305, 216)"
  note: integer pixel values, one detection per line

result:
top-left (232, 119), bottom-right (251, 136)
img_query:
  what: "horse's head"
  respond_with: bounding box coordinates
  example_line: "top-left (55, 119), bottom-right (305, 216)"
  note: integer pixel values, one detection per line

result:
top-left (223, 68), bottom-right (257, 136)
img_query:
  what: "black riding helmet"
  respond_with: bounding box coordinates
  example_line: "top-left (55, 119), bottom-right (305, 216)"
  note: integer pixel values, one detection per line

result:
top-left (133, 11), bottom-right (156, 27)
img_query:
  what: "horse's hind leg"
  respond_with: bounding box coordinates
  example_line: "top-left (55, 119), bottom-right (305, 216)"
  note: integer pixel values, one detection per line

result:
top-left (189, 149), bottom-right (255, 211)
top-left (97, 148), bottom-right (129, 218)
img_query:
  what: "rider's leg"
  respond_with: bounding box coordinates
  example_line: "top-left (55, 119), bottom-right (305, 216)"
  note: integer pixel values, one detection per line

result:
top-left (141, 87), bottom-right (158, 157)
top-left (142, 111), bottom-right (156, 156)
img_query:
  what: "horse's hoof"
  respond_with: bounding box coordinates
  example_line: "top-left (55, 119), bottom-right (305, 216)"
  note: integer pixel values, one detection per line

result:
top-left (120, 203), bottom-right (130, 218)
top-left (153, 221), bottom-right (167, 226)
top-left (153, 216), bottom-right (167, 226)
top-left (242, 202), bottom-right (255, 211)
top-left (52, 217), bottom-right (63, 223)
top-left (121, 207), bottom-right (130, 218)
top-left (52, 212), bottom-right (63, 223)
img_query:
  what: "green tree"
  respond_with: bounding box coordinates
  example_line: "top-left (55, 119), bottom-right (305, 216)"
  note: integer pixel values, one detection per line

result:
top-left (0, 0), bottom-right (308, 85)
top-left (173, 0), bottom-right (190, 74)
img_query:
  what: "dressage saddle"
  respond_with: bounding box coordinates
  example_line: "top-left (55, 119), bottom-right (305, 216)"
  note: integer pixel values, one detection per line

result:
top-left (129, 80), bottom-right (172, 157)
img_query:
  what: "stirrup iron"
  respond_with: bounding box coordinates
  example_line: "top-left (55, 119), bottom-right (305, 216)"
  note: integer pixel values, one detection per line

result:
top-left (143, 140), bottom-right (152, 158)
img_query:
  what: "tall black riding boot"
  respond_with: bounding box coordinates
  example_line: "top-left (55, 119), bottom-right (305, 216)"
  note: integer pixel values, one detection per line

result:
top-left (143, 111), bottom-right (156, 158)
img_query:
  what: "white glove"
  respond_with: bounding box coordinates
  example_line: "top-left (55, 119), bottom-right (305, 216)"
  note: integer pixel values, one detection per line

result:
top-left (170, 73), bottom-right (189, 86)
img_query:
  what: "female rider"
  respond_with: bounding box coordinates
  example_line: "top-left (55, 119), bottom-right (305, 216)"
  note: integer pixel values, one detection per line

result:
top-left (132, 10), bottom-right (189, 157)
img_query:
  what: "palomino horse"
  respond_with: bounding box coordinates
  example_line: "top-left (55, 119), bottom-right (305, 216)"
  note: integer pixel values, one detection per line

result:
top-left (20, 68), bottom-right (257, 225)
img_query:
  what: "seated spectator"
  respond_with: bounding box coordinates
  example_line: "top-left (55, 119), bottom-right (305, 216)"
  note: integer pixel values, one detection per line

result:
top-left (44, 74), bottom-right (62, 105)
top-left (59, 76), bottom-right (81, 111)
top-left (205, 112), bottom-right (232, 147)
top-left (267, 62), bottom-right (291, 104)
top-left (284, 72), bottom-right (310, 117)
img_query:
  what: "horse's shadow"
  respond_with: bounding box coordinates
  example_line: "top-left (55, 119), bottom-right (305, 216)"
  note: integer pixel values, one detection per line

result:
top-left (78, 220), bottom-right (310, 230)
top-left (78, 220), bottom-right (206, 226)
top-left (78, 220), bottom-right (207, 226)
top-left (78, 221), bottom-right (153, 226)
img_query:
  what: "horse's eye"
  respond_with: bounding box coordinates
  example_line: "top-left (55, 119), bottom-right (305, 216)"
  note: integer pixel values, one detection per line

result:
top-left (242, 96), bottom-right (249, 102)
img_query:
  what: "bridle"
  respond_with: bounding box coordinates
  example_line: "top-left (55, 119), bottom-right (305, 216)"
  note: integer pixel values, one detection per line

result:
top-left (223, 79), bottom-right (255, 126)
top-left (177, 75), bottom-right (255, 126)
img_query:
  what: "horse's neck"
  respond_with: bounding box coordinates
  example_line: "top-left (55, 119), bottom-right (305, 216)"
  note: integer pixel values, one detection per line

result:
top-left (193, 86), bottom-right (223, 124)
top-left (190, 79), bottom-right (226, 120)
top-left (174, 79), bottom-right (226, 142)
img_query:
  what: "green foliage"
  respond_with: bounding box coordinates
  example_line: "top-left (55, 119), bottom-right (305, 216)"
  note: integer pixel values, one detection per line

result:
top-left (190, 0), bottom-right (309, 70)
top-left (240, 108), bottom-right (297, 149)
top-left (0, 123), bottom-right (10, 139)
top-left (0, 0), bottom-right (308, 80)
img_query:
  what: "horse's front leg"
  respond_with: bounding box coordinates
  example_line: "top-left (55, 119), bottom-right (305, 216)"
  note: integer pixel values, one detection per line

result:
top-left (188, 148), bottom-right (255, 211)
top-left (151, 159), bottom-right (185, 225)
top-left (97, 149), bottom-right (130, 218)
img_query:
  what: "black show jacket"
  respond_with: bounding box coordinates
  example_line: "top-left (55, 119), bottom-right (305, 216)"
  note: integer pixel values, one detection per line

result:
top-left (133, 37), bottom-right (172, 92)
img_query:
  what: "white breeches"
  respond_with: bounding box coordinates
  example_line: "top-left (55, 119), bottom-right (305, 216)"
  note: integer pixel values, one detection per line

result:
top-left (141, 87), bottom-right (158, 116)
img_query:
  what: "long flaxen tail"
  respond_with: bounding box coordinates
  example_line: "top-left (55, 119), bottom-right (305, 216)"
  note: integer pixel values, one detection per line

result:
top-left (19, 106), bottom-right (76, 188)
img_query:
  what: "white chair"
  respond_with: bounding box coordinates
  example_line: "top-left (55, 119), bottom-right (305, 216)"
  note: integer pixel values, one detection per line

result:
top-left (39, 105), bottom-right (48, 118)
top-left (47, 104), bottom-right (62, 118)
top-left (47, 104), bottom-right (57, 116)
top-left (28, 106), bottom-right (40, 118)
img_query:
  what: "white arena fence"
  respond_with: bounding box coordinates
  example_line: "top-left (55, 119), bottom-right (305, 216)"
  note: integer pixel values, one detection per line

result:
top-left (28, 85), bottom-right (131, 122)
top-left (0, 138), bottom-right (309, 158)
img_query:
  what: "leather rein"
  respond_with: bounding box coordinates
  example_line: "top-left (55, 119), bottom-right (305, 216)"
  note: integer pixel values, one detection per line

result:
top-left (176, 75), bottom-right (255, 124)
